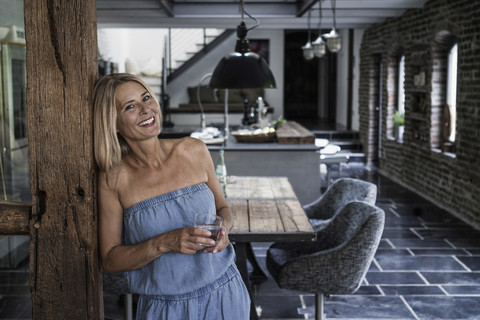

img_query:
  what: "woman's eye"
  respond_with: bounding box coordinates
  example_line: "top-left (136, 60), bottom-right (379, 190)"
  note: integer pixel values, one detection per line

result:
top-left (143, 95), bottom-right (151, 102)
top-left (125, 104), bottom-right (134, 111)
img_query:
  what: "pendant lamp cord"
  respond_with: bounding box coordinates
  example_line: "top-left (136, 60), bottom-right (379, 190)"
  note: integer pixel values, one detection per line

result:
top-left (317, 0), bottom-right (323, 32)
top-left (331, 0), bottom-right (336, 29)
top-left (307, 8), bottom-right (311, 41)
top-left (239, 0), bottom-right (260, 31)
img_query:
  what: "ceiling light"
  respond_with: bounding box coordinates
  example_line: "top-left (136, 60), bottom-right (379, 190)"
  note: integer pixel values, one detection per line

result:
top-left (209, 0), bottom-right (276, 89)
top-left (312, 1), bottom-right (327, 58)
top-left (302, 9), bottom-right (315, 60)
top-left (325, 0), bottom-right (342, 53)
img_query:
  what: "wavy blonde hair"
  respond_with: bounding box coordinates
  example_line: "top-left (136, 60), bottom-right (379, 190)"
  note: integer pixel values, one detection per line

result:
top-left (93, 73), bottom-right (162, 173)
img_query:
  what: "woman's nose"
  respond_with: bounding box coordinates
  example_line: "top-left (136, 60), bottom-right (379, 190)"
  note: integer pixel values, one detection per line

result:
top-left (139, 103), bottom-right (149, 113)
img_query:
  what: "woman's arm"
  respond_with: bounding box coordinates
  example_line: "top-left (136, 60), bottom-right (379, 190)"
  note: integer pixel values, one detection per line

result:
top-left (98, 170), bottom-right (214, 274)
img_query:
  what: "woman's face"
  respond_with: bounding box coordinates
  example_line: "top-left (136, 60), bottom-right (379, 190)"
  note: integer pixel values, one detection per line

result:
top-left (115, 81), bottom-right (161, 142)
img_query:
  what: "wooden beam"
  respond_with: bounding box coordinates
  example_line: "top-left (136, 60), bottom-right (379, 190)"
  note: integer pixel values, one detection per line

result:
top-left (0, 202), bottom-right (31, 235)
top-left (24, 0), bottom-right (102, 318)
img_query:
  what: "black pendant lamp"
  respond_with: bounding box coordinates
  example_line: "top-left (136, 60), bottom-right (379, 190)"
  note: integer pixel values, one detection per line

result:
top-left (209, 1), bottom-right (276, 89)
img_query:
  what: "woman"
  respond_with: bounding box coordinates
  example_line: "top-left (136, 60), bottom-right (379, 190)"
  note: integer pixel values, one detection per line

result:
top-left (93, 73), bottom-right (250, 319)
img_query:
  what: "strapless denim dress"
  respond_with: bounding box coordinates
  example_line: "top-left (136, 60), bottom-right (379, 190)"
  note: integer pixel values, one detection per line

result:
top-left (122, 183), bottom-right (250, 319)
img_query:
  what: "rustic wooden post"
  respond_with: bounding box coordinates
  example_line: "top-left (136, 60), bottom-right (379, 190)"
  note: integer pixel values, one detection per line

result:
top-left (24, 0), bottom-right (103, 318)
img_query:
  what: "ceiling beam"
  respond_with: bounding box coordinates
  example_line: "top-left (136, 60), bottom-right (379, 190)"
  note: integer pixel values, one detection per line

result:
top-left (158, 0), bottom-right (174, 16)
top-left (296, 0), bottom-right (319, 17)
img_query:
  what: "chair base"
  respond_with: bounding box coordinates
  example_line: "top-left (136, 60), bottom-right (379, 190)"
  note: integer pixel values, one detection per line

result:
top-left (316, 293), bottom-right (326, 320)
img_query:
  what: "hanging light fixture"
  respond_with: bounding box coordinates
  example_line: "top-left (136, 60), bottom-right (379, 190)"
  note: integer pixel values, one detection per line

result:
top-left (312, 1), bottom-right (327, 58)
top-left (302, 9), bottom-right (314, 61)
top-left (323, 0), bottom-right (342, 53)
top-left (209, 0), bottom-right (276, 89)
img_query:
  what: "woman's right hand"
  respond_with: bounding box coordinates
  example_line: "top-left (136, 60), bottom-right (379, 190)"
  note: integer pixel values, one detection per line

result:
top-left (160, 226), bottom-right (216, 255)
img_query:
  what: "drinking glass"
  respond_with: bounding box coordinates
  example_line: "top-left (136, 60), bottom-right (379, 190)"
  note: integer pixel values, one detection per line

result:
top-left (194, 213), bottom-right (223, 247)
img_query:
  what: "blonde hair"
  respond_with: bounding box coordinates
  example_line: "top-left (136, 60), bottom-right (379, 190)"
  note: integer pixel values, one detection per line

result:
top-left (93, 73), bottom-right (162, 173)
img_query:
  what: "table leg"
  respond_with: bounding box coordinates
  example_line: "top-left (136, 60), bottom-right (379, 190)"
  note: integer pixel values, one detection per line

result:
top-left (246, 243), bottom-right (268, 284)
top-left (234, 242), bottom-right (259, 320)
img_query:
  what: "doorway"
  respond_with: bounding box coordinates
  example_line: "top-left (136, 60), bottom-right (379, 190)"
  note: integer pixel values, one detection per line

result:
top-left (283, 30), bottom-right (336, 127)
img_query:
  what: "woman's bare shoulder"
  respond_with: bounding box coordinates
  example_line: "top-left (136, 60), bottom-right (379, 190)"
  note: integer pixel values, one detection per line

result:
top-left (167, 137), bottom-right (208, 155)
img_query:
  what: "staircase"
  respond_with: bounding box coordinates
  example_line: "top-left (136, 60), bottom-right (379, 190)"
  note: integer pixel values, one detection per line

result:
top-left (141, 28), bottom-right (230, 103)
top-left (169, 28), bottom-right (225, 72)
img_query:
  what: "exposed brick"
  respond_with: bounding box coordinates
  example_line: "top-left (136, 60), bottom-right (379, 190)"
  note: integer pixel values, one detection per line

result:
top-left (359, 0), bottom-right (480, 228)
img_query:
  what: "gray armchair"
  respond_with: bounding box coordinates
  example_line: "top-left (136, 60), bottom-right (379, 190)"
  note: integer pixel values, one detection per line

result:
top-left (266, 201), bottom-right (385, 320)
top-left (304, 178), bottom-right (377, 230)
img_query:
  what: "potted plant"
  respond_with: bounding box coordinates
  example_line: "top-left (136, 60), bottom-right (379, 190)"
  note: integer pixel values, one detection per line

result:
top-left (393, 111), bottom-right (405, 141)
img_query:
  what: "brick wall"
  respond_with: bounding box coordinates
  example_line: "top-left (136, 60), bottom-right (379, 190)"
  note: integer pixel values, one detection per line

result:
top-left (359, 0), bottom-right (480, 228)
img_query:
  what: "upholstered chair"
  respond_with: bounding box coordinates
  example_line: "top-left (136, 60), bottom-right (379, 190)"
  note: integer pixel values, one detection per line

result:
top-left (303, 178), bottom-right (377, 230)
top-left (266, 201), bottom-right (385, 320)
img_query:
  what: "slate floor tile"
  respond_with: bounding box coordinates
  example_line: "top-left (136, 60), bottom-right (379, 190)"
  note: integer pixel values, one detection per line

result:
top-left (302, 295), bottom-right (415, 319)
top-left (366, 272), bottom-right (426, 285)
top-left (254, 295), bottom-right (303, 318)
top-left (442, 285), bottom-right (480, 295)
top-left (457, 256), bottom-right (480, 271)
top-left (449, 239), bottom-right (480, 248)
top-left (388, 238), bottom-right (452, 248)
top-left (467, 249), bottom-right (480, 255)
top-left (374, 248), bottom-right (412, 257)
top-left (421, 271), bottom-right (480, 285)
top-left (410, 248), bottom-right (468, 255)
top-left (380, 285), bottom-right (444, 295)
top-left (382, 228), bottom-right (420, 239)
top-left (376, 255), bottom-right (466, 271)
top-left (415, 228), bottom-right (480, 239)
top-left (403, 296), bottom-right (480, 319)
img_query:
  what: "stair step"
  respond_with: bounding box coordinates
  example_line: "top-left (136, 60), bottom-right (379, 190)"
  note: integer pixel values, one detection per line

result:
top-left (313, 130), bottom-right (359, 140)
top-left (332, 140), bottom-right (363, 151)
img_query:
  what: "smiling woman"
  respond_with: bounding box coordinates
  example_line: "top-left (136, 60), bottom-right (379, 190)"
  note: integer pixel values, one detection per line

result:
top-left (92, 73), bottom-right (250, 319)
top-left (93, 73), bottom-right (162, 173)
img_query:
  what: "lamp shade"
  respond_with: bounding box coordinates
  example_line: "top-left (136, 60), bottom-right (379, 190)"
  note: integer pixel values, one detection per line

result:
top-left (302, 41), bottom-right (314, 61)
top-left (312, 35), bottom-right (327, 58)
top-left (324, 28), bottom-right (342, 53)
top-left (209, 50), bottom-right (276, 89)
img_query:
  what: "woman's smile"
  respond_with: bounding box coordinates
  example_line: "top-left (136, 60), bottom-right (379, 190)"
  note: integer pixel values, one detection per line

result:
top-left (139, 116), bottom-right (155, 127)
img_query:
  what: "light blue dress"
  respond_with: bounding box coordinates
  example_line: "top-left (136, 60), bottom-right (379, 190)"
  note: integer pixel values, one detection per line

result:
top-left (122, 183), bottom-right (250, 319)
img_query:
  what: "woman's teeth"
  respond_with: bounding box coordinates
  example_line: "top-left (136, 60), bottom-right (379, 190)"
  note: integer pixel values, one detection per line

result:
top-left (139, 117), bottom-right (154, 126)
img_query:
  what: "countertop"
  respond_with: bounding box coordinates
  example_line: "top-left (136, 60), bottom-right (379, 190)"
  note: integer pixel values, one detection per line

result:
top-left (158, 125), bottom-right (321, 152)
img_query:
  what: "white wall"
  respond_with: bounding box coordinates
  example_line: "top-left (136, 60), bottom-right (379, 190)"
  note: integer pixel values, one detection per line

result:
top-left (351, 29), bottom-right (365, 131)
top-left (336, 29), bottom-right (349, 128)
top-left (98, 28), bottom-right (168, 74)
top-left (335, 29), bottom-right (363, 130)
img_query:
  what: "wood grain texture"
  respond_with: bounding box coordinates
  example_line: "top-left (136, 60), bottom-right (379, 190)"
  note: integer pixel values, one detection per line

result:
top-left (228, 177), bottom-right (315, 242)
top-left (24, 0), bottom-right (102, 318)
top-left (229, 199), bottom-right (249, 233)
top-left (276, 121), bottom-right (315, 144)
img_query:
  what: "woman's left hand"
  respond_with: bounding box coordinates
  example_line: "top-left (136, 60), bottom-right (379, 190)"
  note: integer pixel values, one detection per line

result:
top-left (203, 225), bottom-right (230, 254)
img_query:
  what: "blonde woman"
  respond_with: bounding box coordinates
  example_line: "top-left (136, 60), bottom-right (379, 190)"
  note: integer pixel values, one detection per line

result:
top-left (93, 73), bottom-right (249, 319)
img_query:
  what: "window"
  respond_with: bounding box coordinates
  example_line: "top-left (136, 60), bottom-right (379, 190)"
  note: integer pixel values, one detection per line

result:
top-left (397, 55), bottom-right (405, 115)
top-left (446, 43), bottom-right (457, 143)
top-left (393, 55), bottom-right (405, 142)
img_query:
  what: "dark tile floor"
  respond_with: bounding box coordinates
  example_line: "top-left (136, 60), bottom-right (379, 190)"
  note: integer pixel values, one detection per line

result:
top-left (1, 161), bottom-right (480, 319)
top-left (250, 164), bottom-right (480, 320)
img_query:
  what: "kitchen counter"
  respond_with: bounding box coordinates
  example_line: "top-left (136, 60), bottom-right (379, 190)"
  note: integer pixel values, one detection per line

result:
top-left (158, 126), bottom-right (320, 151)
top-left (159, 123), bottom-right (320, 151)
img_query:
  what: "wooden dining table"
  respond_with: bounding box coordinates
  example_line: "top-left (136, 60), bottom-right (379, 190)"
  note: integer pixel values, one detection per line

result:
top-left (226, 176), bottom-right (316, 320)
